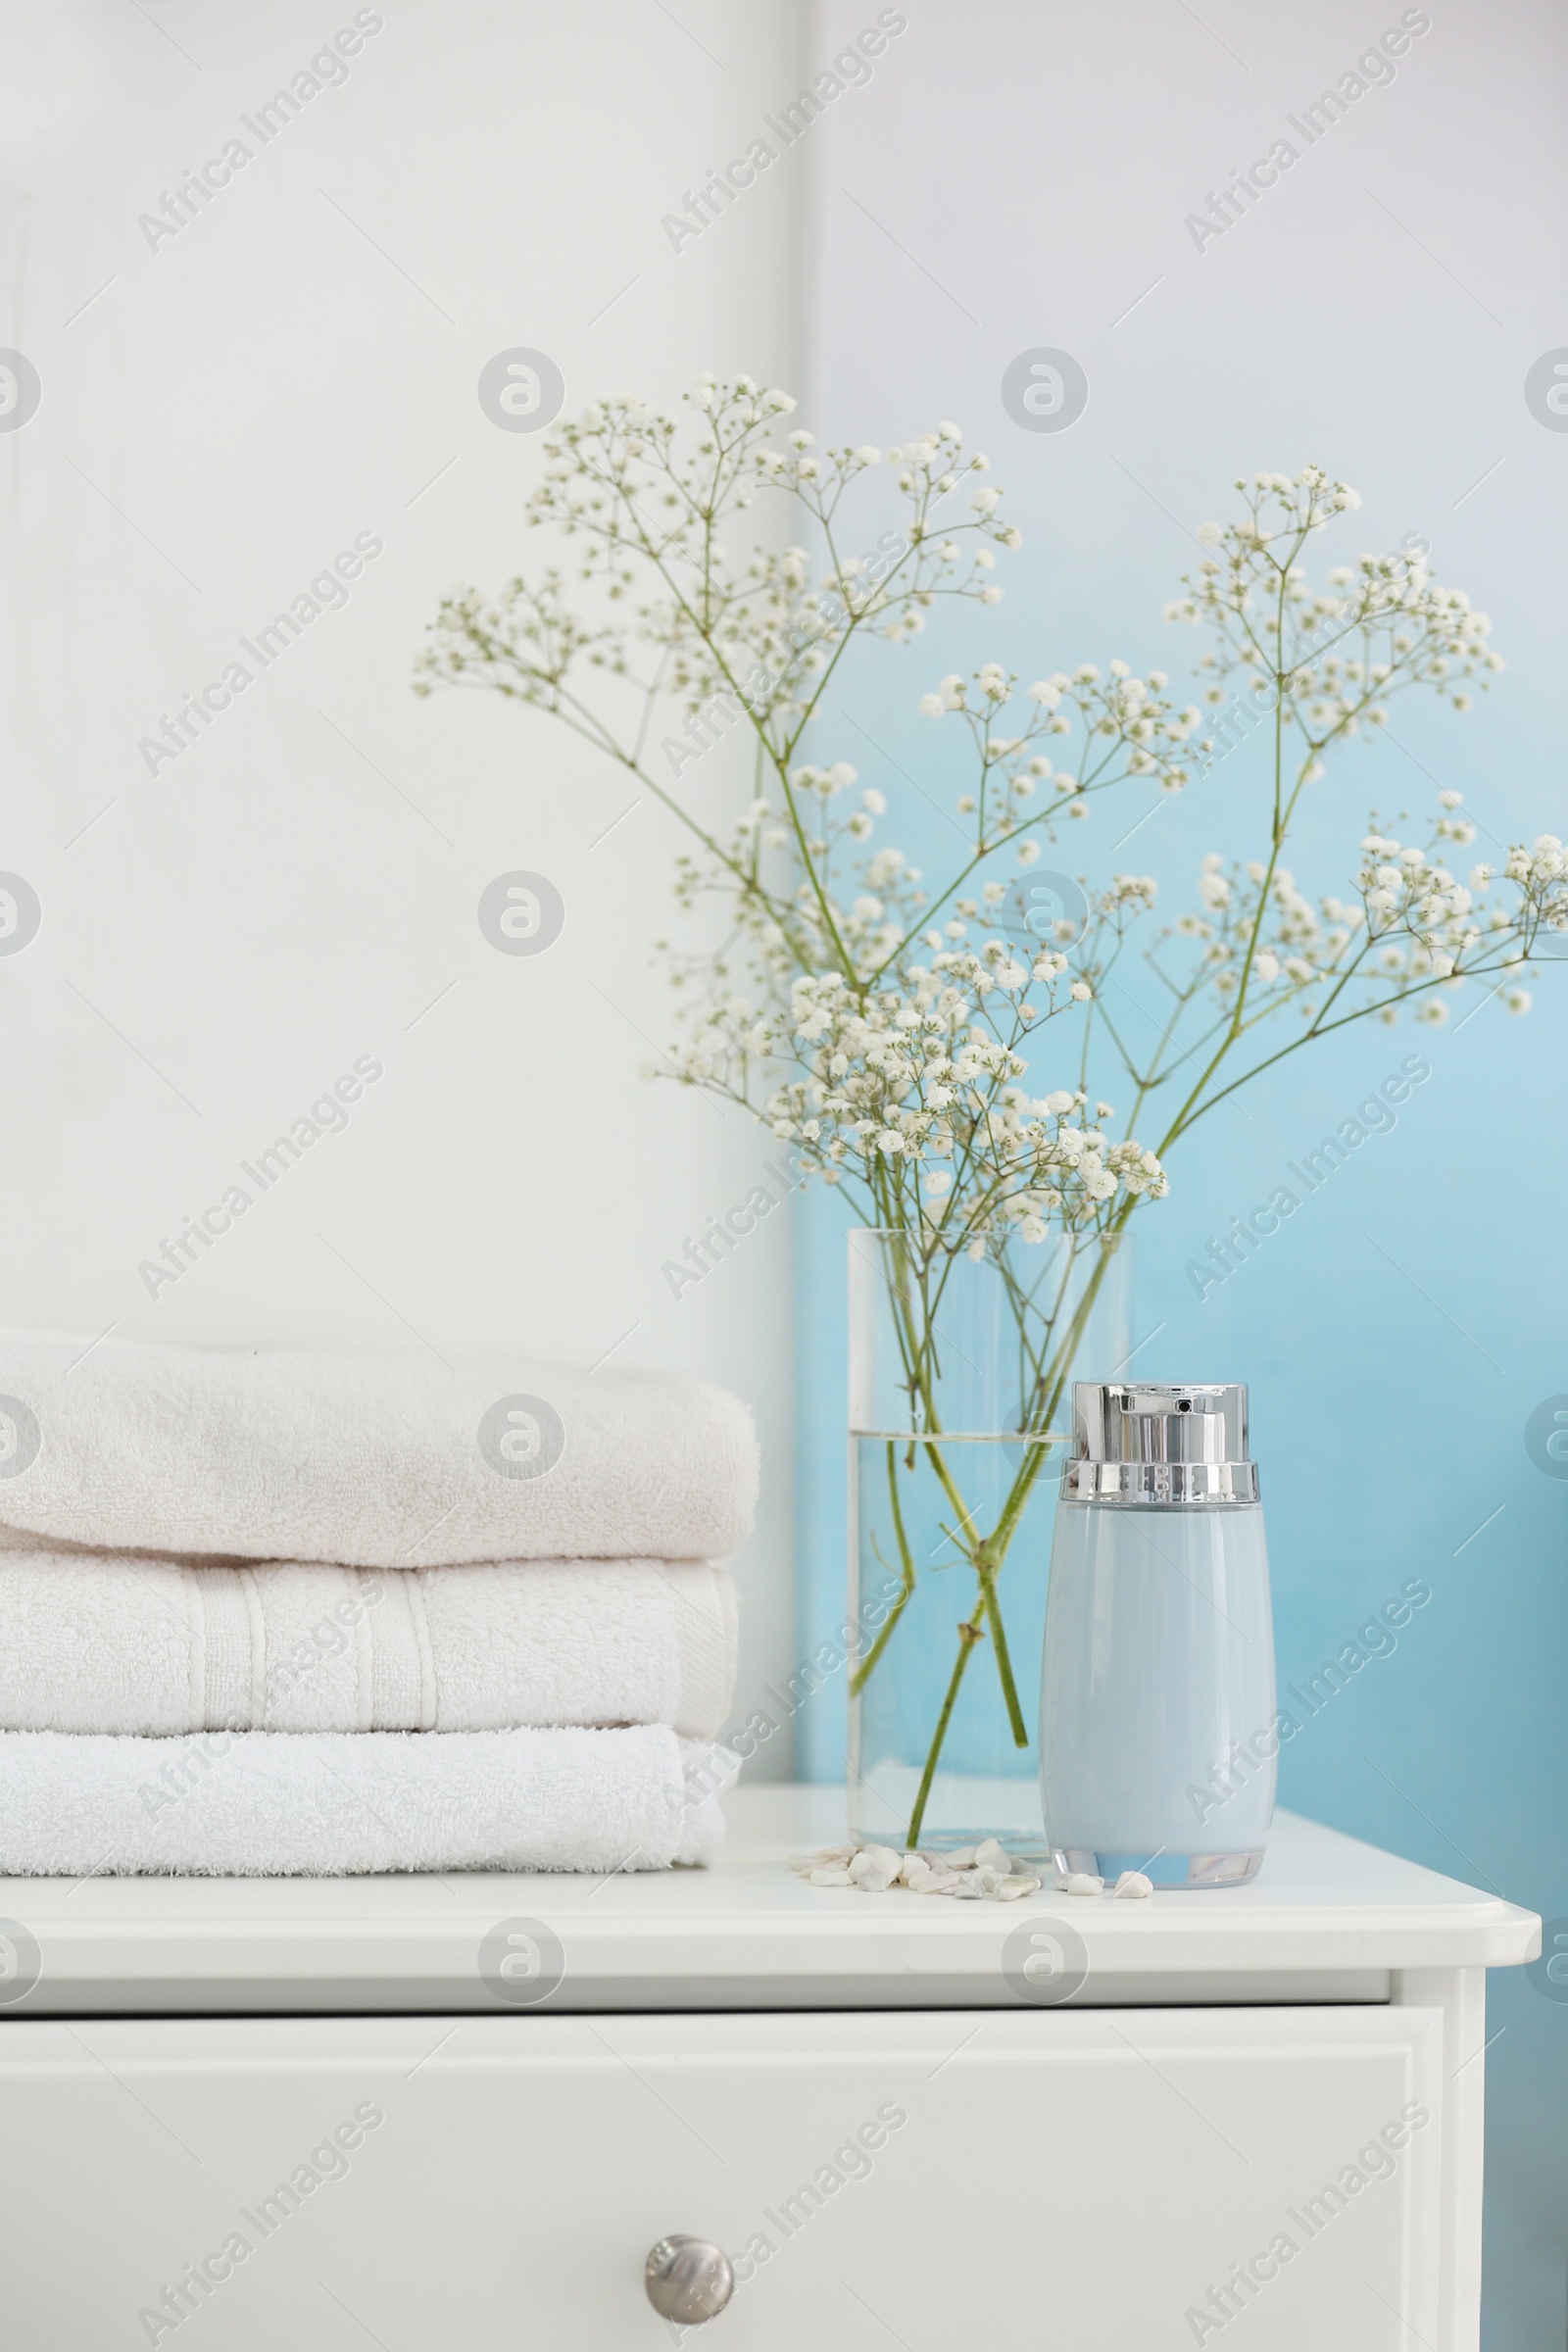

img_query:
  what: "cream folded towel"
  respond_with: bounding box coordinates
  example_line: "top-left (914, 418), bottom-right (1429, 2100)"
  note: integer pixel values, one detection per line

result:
top-left (0, 1553), bottom-right (736, 1739)
top-left (0, 1727), bottom-right (739, 1877)
top-left (0, 1333), bottom-right (758, 1566)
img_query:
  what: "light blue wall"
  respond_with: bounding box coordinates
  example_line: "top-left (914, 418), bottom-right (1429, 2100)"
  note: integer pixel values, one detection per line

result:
top-left (794, 5), bottom-right (1568, 2341)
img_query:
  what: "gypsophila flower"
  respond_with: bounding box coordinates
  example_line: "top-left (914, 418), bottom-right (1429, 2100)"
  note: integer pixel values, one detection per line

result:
top-left (420, 417), bottom-right (1556, 1358)
top-left (742, 961), bottom-right (1165, 1252)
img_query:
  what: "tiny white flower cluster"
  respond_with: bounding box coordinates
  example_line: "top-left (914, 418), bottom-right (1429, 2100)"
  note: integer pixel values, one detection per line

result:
top-left (1178, 848), bottom-right (1366, 1015)
top-left (669, 763), bottom-right (937, 992)
top-left (729, 958), bottom-right (1166, 1250)
top-left (917, 659), bottom-right (1199, 817)
top-left (417, 379), bottom-right (1026, 734)
top-left (1163, 468), bottom-right (1501, 750)
top-left (1505, 829), bottom-right (1568, 899)
top-left (1161, 791), bottom-right (1564, 1033)
top-left (1359, 829), bottom-right (1478, 969)
top-left (1502, 831), bottom-right (1568, 1012)
top-left (1358, 814), bottom-right (1568, 1018)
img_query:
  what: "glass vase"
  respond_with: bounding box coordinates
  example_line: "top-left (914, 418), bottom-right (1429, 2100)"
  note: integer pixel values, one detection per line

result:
top-left (846, 1225), bottom-right (1132, 1856)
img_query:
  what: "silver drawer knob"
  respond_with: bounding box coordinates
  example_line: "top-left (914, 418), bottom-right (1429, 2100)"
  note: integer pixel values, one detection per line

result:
top-left (645, 2234), bottom-right (735, 2324)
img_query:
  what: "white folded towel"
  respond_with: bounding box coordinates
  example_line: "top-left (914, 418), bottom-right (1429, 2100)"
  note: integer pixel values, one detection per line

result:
top-left (0, 1333), bottom-right (758, 1567)
top-left (0, 1553), bottom-right (737, 1739)
top-left (0, 1726), bottom-right (739, 1877)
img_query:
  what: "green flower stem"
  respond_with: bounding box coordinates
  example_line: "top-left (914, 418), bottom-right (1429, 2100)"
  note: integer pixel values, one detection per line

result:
top-left (906, 1606), bottom-right (986, 1850)
top-left (874, 1241), bottom-right (1029, 1743)
top-left (974, 1548), bottom-right (1028, 1744)
top-left (850, 1441), bottom-right (917, 1695)
top-left (987, 1233), bottom-right (1120, 1558)
top-left (875, 1228), bottom-right (1124, 1848)
top-left (906, 1371), bottom-right (1029, 1746)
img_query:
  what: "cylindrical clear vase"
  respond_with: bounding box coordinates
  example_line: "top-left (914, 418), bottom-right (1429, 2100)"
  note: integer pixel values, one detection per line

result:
top-left (846, 1226), bottom-right (1132, 1857)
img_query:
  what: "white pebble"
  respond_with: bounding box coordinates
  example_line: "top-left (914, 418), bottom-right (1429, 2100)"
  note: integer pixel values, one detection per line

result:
top-left (847, 1843), bottom-right (902, 1879)
top-left (792, 1845), bottom-right (853, 1875)
top-left (1064, 1872), bottom-right (1103, 1897)
top-left (798, 1841), bottom-right (1052, 1899)
top-left (1112, 1870), bottom-right (1153, 1900)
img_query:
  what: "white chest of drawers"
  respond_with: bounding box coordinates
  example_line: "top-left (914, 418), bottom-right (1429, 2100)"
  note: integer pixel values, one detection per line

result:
top-left (0, 1788), bottom-right (1537, 2350)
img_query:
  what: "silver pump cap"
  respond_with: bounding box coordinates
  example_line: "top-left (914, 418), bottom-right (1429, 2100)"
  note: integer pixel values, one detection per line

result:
top-left (1059, 1382), bottom-right (1258, 1507)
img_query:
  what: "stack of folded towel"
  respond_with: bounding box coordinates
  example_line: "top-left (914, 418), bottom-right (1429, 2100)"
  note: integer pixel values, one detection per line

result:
top-left (0, 1334), bottom-right (757, 1877)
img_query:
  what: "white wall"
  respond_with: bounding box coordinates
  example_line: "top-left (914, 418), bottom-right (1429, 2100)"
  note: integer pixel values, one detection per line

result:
top-left (0, 0), bottom-right (807, 1766)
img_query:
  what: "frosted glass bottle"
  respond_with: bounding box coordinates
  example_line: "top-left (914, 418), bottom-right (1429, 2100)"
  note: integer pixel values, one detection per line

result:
top-left (1040, 1383), bottom-right (1276, 1887)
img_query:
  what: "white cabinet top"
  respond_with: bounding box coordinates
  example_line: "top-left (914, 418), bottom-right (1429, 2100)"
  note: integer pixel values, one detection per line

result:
top-left (0, 1788), bottom-right (1538, 2017)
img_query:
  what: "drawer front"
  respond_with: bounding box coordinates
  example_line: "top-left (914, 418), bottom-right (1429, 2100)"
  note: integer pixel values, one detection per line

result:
top-left (0, 2007), bottom-right (1443, 2348)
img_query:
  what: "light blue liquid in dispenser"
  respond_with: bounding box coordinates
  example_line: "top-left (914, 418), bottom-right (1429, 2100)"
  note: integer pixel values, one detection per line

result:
top-left (1041, 1383), bottom-right (1276, 1887)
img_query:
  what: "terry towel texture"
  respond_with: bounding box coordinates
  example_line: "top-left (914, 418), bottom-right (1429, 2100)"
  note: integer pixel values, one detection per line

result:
top-left (0, 1333), bottom-right (759, 1566)
top-left (0, 1554), bottom-right (737, 1739)
top-left (0, 1727), bottom-right (739, 1877)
